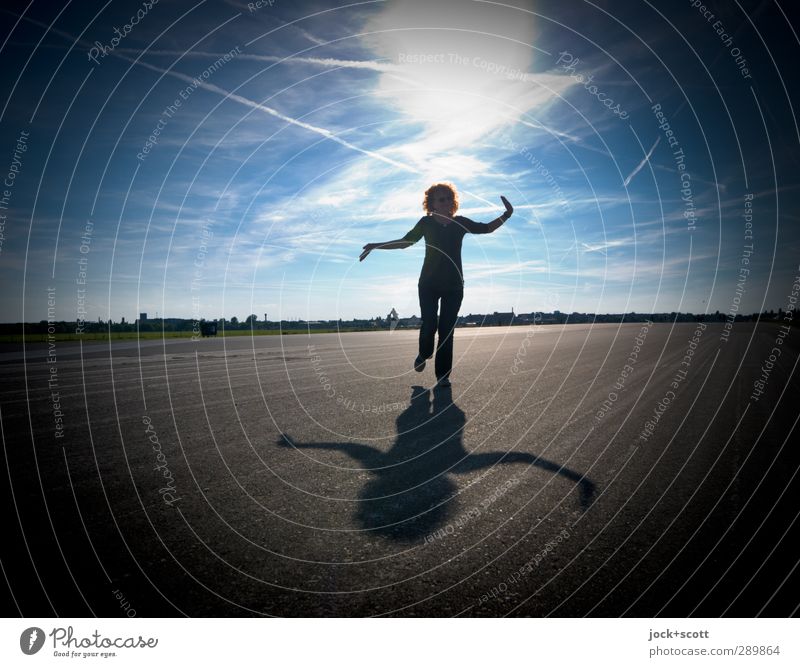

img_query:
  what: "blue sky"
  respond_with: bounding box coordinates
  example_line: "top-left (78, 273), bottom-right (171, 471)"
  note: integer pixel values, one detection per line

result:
top-left (0, 0), bottom-right (798, 322)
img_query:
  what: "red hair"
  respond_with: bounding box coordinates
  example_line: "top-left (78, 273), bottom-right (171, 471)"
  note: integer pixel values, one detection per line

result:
top-left (423, 182), bottom-right (459, 216)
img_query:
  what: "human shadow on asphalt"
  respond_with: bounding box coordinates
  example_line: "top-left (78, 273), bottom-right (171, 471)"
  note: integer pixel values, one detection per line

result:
top-left (278, 385), bottom-right (595, 541)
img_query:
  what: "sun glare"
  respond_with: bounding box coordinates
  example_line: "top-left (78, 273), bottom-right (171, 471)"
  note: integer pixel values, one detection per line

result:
top-left (362, 0), bottom-right (574, 163)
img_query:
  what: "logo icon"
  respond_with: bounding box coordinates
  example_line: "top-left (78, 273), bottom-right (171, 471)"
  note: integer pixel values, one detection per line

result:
top-left (20, 627), bottom-right (45, 655)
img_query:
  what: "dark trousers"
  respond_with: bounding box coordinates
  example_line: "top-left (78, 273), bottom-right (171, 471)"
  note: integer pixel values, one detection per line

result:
top-left (418, 282), bottom-right (464, 380)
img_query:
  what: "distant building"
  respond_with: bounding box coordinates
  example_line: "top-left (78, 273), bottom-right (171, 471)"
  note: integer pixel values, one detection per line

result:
top-left (486, 308), bottom-right (515, 326)
top-left (397, 314), bottom-right (420, 328)
top-left (139, 313), bottom-right (147, 321)
top-left (462, 313), bottom-right (485, 326)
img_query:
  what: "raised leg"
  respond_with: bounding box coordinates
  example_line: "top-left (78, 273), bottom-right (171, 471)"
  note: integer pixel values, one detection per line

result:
top-left (434, 288), bottom-right (463, 379)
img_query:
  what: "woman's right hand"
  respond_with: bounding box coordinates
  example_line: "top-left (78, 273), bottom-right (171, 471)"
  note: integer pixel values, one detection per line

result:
top-left (500, 195), bottom-right (513, 218)
top-left (359, 243), bottom-right (375, 262)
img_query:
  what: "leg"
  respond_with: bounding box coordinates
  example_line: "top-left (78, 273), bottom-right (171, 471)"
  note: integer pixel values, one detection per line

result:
top-left (434, 288), bottom-right (463, 379)
top-left (417, 282), bottom-right (439, 360)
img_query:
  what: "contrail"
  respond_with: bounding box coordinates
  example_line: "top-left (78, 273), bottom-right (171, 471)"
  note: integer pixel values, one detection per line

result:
top-left (221, 0), bottom-right (327, 45)
top-left (111, 48), bottom-right (400, 72)
top-left (517, 118), bottom-right (583, 145)
top-left (116, 51), bottom-right (416, 172)
top-left (517, 118), bottom-right (614, 159)
top-left (622, 136), bottom-right (660, 187)
top-left (2, 11), bottom-right (415, 173)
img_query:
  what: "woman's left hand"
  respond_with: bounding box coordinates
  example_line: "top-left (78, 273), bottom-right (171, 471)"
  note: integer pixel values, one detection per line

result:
top-left (359, 243), bottom-right (375, 261)
top-left (500, 196), bottom-right (513, 218)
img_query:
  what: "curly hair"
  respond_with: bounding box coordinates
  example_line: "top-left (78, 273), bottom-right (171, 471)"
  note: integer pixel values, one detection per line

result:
top-left (423, 182), bottom-right (459, 216)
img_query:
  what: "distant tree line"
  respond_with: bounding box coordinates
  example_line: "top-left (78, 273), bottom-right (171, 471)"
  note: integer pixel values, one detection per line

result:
top-left (0, 308), bottom-right (792, 336)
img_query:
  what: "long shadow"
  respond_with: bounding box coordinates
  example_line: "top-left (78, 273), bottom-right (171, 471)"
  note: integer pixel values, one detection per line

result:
top-left (279, 385), bottom-right (595, 541)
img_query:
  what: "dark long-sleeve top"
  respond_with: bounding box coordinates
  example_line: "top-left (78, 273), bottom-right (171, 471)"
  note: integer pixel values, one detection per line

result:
top-left (401, 214), bottom-right (492, 290)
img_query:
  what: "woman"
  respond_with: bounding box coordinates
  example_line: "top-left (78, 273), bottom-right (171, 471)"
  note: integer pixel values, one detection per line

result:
top-left (359, 182), bottom-right (513, 387)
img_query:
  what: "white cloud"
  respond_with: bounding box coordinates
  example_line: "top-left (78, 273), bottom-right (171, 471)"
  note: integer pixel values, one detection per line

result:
top-left (361, 0), bottom-right (577, 166)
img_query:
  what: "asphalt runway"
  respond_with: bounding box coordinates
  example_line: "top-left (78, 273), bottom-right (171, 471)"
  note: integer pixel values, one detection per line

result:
top-left (1, 322), bottom-right (798, 616)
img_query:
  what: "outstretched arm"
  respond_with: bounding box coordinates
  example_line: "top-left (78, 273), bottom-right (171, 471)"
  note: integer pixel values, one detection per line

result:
top-left (485, 195), bottom-right (514, 232)
top-left (462, 196), bottom-right (514, 234)
top-left (360, 217), bottom-right (424, 261)
top-left (359, 239), bottom-right (413, 261)
top-left (279, 433), bottom-right (380, 465)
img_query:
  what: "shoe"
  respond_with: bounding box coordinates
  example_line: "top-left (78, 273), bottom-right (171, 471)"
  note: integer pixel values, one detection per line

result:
top-left (413, 355), bottom-right (426, 372)
top-left (437, 376), bottom-right (451, 387)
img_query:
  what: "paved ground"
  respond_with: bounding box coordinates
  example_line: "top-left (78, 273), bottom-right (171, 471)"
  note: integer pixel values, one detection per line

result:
top-left (1, 322), bottom-right (799, 616)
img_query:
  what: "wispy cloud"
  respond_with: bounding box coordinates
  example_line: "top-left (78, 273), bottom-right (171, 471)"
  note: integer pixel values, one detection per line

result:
top-left (118, 54), bottom-right (417, 173)
top-left (10, 14), bottom-right (417, 173)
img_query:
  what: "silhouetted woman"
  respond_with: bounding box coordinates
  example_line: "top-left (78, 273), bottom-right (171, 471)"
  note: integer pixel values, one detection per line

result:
top-left (360, 182), bottom-right (513, 387)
